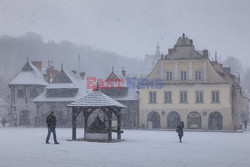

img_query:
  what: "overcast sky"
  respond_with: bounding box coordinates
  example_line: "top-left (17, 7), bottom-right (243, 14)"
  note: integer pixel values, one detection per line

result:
top-left (1, 0), bottom-right (250, 67)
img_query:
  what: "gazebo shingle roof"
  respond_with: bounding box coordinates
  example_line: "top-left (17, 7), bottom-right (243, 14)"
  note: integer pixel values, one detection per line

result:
top-left (68, 90), bottom-right (126, 108)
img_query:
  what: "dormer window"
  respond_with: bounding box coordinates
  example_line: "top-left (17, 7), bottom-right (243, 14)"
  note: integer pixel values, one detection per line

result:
top-left (181, 71), bottom-right (187, 80)
top-left (30, 88), bottom-right (37, 98)
top-left (17, 89), bottom-right (24, 98)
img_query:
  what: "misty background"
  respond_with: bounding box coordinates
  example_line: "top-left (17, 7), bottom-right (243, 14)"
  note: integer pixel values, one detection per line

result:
top-left (0, 0), bottom-right (250, 102)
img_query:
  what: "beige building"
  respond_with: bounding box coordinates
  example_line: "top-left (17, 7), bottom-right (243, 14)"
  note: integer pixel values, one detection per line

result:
top-left (139, 34), bottom-right (248, 130)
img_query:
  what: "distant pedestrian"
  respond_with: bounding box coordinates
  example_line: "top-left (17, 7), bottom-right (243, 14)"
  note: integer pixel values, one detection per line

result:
top-left (244, 120), bottom-right (248, 129)
top-left (46, 111), bottom-right (59, 144)
top-left (176, 121), bottom-right (184, 143)
top-left (2, 117), bottom-right (6, 127)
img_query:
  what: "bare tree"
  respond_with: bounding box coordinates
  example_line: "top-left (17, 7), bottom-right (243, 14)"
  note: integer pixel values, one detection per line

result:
top-left (223, 56), bottom-right (243, 75)
top-left (241, 68), bottom-right (250, 96)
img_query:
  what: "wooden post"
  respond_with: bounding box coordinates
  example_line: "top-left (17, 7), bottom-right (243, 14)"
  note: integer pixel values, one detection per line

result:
top-left (107, 109), bottom-right (112, 141)
top-left (23, 86), bottom-right (28, 104)
top-left (83, 108), bottom-right (94, 139)
top-left (117, 109), bottom-right (121, 140)
top-left (84, 110), bottom-right (88, 139)
top-left (72, 108), bottom-right (77, 140)
top-left (36, 103), bottom-right (40, 127)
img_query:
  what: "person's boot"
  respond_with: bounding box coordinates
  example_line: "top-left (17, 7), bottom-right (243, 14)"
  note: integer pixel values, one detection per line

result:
top-left (46, 141), bottom-right (50, 144)
top-left (54, 141), bottom-right (60, 144)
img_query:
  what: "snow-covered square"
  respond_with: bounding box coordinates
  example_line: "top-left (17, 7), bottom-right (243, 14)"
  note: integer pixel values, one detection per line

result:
top-left (0, 127), bottom-right (250, 167)
top-left (1, 1), bottom-right (250, 167)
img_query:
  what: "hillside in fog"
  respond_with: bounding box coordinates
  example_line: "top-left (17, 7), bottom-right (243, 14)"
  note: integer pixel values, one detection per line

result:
top-left (0, 32), bottom-right (143, 81)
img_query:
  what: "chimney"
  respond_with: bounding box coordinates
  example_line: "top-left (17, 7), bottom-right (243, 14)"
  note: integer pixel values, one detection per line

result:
top-left (215, 51), bottom-right (218, 62)
top-left (32, 61), bottom-right (42, 71)
top-left (50, 69), bottom-right (58, 81)
top-left (235, 77), bottom-right (240, 85)
top-left (203, 49), bottom-right (208, 58)
top-left (80, 71), bottom-right (86, 80)
top-left (122, 66), bottom-right (126, 77)
top-left (223, 67), bottom-right (231, 74)
top-left (46, 65), bottom-right (58, 83)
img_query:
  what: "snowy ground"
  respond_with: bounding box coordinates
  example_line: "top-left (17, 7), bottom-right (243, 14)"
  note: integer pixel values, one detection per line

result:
top-left (0, 127), bottom-right (250, 167)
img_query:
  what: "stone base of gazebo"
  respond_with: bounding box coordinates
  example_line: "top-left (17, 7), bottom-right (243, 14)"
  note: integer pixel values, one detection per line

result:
top-left (67, 138), bottom-right (125, 143)
top-left (85, 132), bottom-right (109, 141)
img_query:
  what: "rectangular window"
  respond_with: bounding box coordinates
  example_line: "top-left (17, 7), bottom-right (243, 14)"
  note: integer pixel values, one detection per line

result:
top-left (164, 91), bottom-right (172, 103)
top-left (212, 91), bottom-right (220, 103)
top-left (149, 91), bottom-right (157, 103)
top-left (195, 71), bottom-right (201, 80)
top-left (181, 71), bottom-right (187, 80)
top-left (196, 91), bottom-right (203, 103)
top-left (166, 71), bottom-right (172, 81)
top-left (17, 89), bottom-right (24, 98)
top-left (30, 88), bottom-right (37, 98)
top-left (180, 91), bottom-right (187, 103)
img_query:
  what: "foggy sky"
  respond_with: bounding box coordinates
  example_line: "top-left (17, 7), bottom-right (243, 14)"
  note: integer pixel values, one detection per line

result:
top-left (1, 0), bottom-right (250, 67)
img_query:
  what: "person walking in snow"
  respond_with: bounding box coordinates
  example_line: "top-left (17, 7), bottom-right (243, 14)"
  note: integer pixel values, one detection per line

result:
top-left (176, 121), bottom-right (184, 143)
top-left (244, 120), bottom-right (248, 129)
top-left (2, 117), bottom-right (6, 127)
top-left (46, 111), bottom-right (59, 144)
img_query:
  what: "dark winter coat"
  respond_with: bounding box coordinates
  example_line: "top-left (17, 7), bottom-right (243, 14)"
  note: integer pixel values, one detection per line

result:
top-left (46, 115), bottom-right (57, 129)
top-left (2, 118), bottom-right (6, 126)
top-left (176, 122), bottom-right (184, 137)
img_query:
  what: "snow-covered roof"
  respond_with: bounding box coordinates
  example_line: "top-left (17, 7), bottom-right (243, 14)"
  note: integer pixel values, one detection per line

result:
top-left (33, 69), bottom-right (90, 103)
top-left (33, 89), bottom-right (90, 102)
top-left (102, 71), bottom-right (139, 101)
top-left (113, 89), bottom-right (139, 101)
top-left (9, 62), bottom-right (48, 86)
top-left (211, 61), bottom-right (238, 85)
top-left (101, 88), bottom-right (139, 101)
top-left (105, 71), bottom-right (128, 88)
top-left (68, 90), bottom-right (126, 108)
top-left (46, 83), bottom-right (78, 89)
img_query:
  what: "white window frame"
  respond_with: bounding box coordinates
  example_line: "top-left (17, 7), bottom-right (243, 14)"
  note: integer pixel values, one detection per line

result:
top-left (195, 71), bottom-right (201, 80)
top-left (164, 91), bottom-right (172, 103)
top-left (212, 91), bottom-right (220, 103)
top-left (180, 91), bottom-right (188, 103)
top-left (149, 91), bottom-right (157, 103)
top-left (166, 71), bottom-right (172, 81)
top-left (195, 91), bottom-right (203, 103)
top-left (181, 71), bottom-right (187, 80)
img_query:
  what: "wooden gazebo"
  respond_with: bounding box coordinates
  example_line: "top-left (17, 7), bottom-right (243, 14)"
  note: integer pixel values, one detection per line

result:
top-left (67, 89), bottom-right (126, 142)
